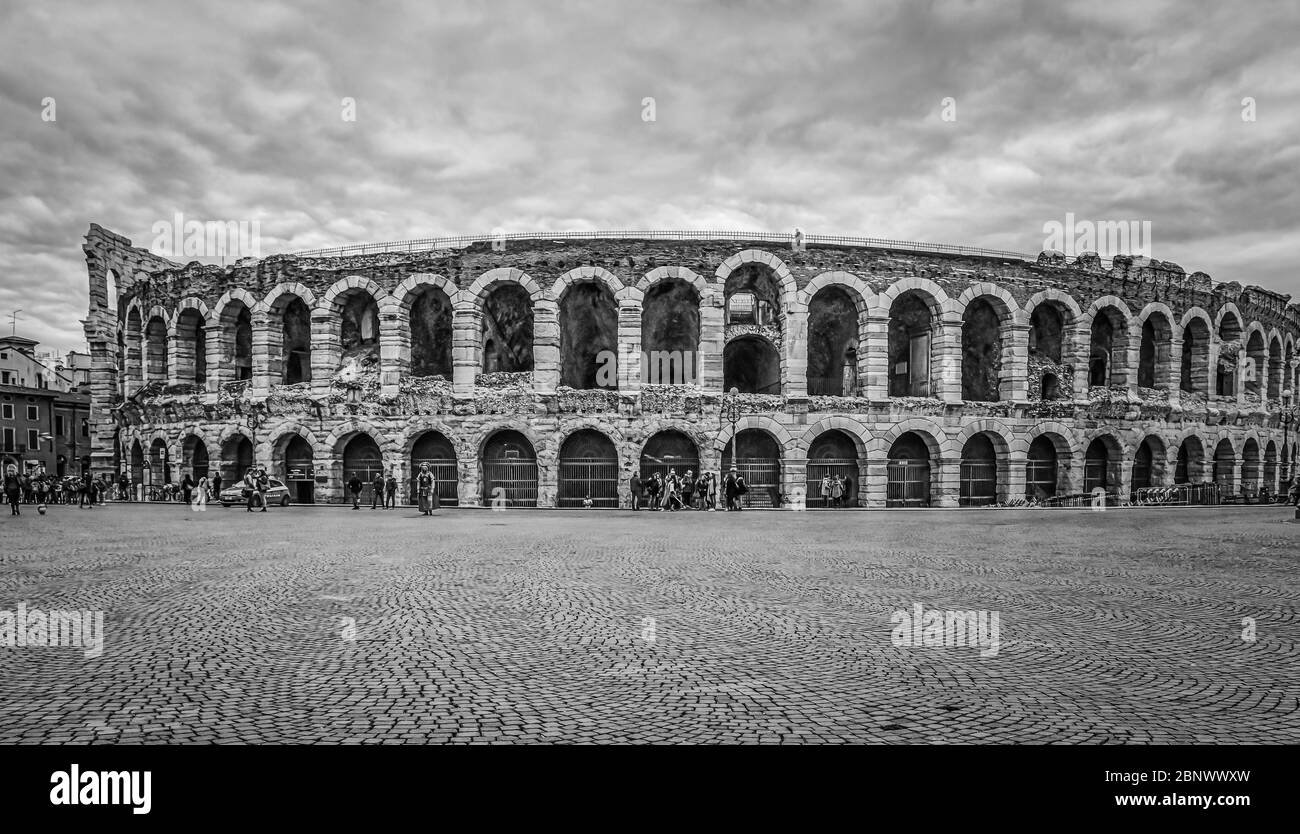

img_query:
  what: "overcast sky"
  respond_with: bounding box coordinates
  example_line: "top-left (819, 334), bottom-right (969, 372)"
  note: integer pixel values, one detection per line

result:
top-left (1, 0), bottom-right (1297, 354)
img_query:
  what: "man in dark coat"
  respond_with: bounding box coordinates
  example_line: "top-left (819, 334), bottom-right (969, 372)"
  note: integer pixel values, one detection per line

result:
top-left (629, 472), bottom-right (643, 511)
top-left (371, 471), bottom-right (385, 510)
top-left (384, 469), bottom-right (398, 510)
top-left (415, 464), bottom-right (434, 515)
top-left (348, 473), bottom-right (364, 510)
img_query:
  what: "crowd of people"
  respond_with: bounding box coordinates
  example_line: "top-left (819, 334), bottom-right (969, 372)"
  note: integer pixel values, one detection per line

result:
top-left (628, 466), bottom-right (752, 511)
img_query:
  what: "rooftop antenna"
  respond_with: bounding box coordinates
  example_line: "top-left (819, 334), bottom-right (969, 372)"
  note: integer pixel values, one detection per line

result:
top-left (9, 309), bottom-right (20, 335)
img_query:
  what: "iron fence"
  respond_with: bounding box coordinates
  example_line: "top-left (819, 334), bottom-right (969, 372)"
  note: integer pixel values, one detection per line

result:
top-left (408, 459), bottom-right (460, 506)
top-left (725, 457), bottom-right (781, 507)
top-left (886, 460), bottom-right (931, 507)
top-left (1025, 459), bottom-right (1057, 499)
top-left (806, 459), bottom-right (857, 507)
top-left (557, 458), bottom-right (620, 507)
top-left (958, 460), bottom-right (998, 506)
top-left (481, 460), bottom-right (538, 507)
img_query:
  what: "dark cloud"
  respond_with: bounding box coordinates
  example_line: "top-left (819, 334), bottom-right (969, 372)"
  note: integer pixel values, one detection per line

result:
top-left (1, 0), bottom-right (1297, 352)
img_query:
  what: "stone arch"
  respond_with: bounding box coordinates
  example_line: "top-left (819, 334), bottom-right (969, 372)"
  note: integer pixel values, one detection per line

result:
top-left (796, 271), bottom-right (874, 312)
top-left (874, 276), bottom-right (952, 317)
top-left (715, 414), bottom-right (796, 456)
top-left (1214, 303), bottom-right (1244, 333)
top-left (714, 249), bottom-right (797, 311)
top-left (1136, 302), bottom-right (1175, 390)
top-left (955, 283), bottom-right (1021, 322)
top-left (1082, 297), bottom-right (1134, 387)
top-left (325, 420), bottom-right (399, 459)
top-left (557, 274), bottom-right (619, 390)
top-left (547, 266), bottom-right (625, 302)
top-left (638, 265), bottom-right (709, 294)
top-left (872, 418), bottom-right (947, 460)
top-left (1179, 307), bottom-right (1214, 395)
top-left (805, 277), bottom-right (870, 396)
top-left (794, 415), bottom-right (873, 458)
top-left (319, 276), bottom-right (390, 311)
top-left (946, 420), bottom-right (1014, 459)
top-left (958, 289), bottom-right (1017, 402)
top-left (259, 281), bottom-right (317, 314)
top-left (388, 274), bottom-right (461, 310)
top-left (467, 267), bottom-right (545, 305)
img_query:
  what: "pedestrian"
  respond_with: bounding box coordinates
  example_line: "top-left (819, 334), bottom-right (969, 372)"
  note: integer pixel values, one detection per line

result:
top-left (34, 476), bottom-right (47, 508)
top-left (582, 494), bottom-right (594, 508)
top-left (831, 475), bottom-right (844, 508)
top-left (181, 472), bottom-right (195, 505)
top-left (243, 468), bottom-right (259, 512)
top-left (211, 472), bottom-right (223, 503)
top-left (681, 469), bottom-right (695, 510)
top-left (1290, 474), bottom-right (1300, 507)
top-left (630, 471), bottom-right (643, 511)
top-left (384, 469), bottom-right (398, 509)
top-left (256, 467), bottom-right (270, 512)
top-left (371, 470), bottom-right (385, 510)
top-left (194, 473), bottom-right (209, 509)
top-left (4, 465), bottom-right (22, 515)
top-left (820, 474), bottom-right (832, 508)
top-left (695, 472), bottom-right (708, 510)
top-left (79, 471), bottom-right (96, 509)
top-left (348, 472), bottom-right (364, 510)
top-left (416, 463), bottom-right (434, 515)
top-left (664, 468), bottom-right (682, 511)
top-left (647, 473), bottom-right (662, 511)
top-left (841, 474), bottom-right (853, 507)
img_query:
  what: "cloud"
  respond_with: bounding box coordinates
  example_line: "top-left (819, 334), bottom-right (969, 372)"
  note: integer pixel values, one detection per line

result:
top-left (1, 0), bottom-right (1297, 352)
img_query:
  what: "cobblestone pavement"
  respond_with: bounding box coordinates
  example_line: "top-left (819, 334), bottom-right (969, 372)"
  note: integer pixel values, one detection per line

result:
top-left (1, 503), bottom-right (1297, 744)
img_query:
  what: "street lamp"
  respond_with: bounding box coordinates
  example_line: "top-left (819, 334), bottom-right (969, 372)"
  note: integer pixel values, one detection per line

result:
top-left (720, 386), bottom-right (742, 464)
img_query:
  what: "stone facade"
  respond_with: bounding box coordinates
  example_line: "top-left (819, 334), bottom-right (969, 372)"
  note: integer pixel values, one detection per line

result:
top-left (83, 225), bottom-right (1300, 507)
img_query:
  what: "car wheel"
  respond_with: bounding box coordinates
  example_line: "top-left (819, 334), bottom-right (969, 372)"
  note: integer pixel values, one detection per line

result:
top-left (280, 496), bottom-right (290, 507)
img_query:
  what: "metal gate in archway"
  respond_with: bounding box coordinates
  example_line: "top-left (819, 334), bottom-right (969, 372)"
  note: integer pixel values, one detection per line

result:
top-left (886, 460), bottom-right (930, 507)
top-left (806, 459), bottom-right (856, 507)
top-left (557, 458), bottom-right (619, 507)
top-left (482, 459), bottom-right (538, 507)
top-left (958, 460), bottom-right (997, 506)
top-left (409, 459), bottom-right (459, 506)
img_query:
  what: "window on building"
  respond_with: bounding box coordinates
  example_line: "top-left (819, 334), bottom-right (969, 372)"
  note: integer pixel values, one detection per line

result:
top-left (2, 428), bottom-right (13, 451)
top-left (1, 404), bottom-right (11, 420)
top-left (1, 371), bottom-right (9, 385)
top-left (81, 419), bottom-right (89, 438)
top-left (26, 405), bottom-right (38, 421)
top-left (28, 429), bottom-right (39, 450)
top-left (55, 415), bottom-right (65, 436)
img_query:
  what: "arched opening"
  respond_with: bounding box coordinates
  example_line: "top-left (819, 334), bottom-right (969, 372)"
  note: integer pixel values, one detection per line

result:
top-left (1175, 437), bottom-right (1206, 483)
top-left (1025, 434), bottom-right (1060, 500)
top-left (887, 432), bottom-right (932, 507)
top-left (958, 433), bottom-right (998, 506)
top-left (807, 286), bottom-right (861, 396)
top-left (145, 316), bottom-right (168, 385)
top-left (888, 292), bottom-right (934, 397)
top-left (1084, 437), bottom-right (1117, 495)
top-left (1212, 438), bottom-right (1235, 493)
top-left (1028, 303), bottom-right (1064, 362)
top-left (480, 430), bottom-right (537, 507)
top-left (1245, 331), bottom-right (1266, 399)
top-left (149, 438), bottom-right (170, 485)
top-left (641, 279), bottom-right (699, 386)
top-left (332, 288), bottom-right (381, 380)
top-left (1264, 441), bottom-right (1278, 496)
top-left (125, 308), bottom-right (143, 390)
top-left (722, 429), bottom-right (782, 508)
top-left (557, 429), bottom-right (619, 507)
top-left (723, 336), bottom-right (781, 395)
top-left (175, 309), bottom-right (207, 387)
top-left (1138, 312), bottom-right (1172, 389)
top-left (723, 263), bottom-right (782, 326)
top-left (278, 434), bottom-right (316, 504)
top-left (1041, 373), bottom-right (1061, 400)
top-left (220, 434), bottom-right (254, 486)
top-left (961, 297), bottom-right (1004, 402)
top-left (222, 301), bottom-right (253, 381)
top-left (1241, 438), bottom-right (1261, 498)
top-left (1088, 308), bottom-right (1127, 387)
top-left (1131, 436), bottom-right (1166, 496)
top-left (482, 285), bottom-right (533, 373)
top-left (130, 439), bottom-right (145, 486)
top-left (559, 283), bottom-right (618, 390)
top-left (341, 433), bottom-right (383, 506)
top-left (1180, 317), bottom-right (1210, 394)
top-left (182, 435), bottom-right (209, 481)
top-left (408, 286), bottom-right (453, 379)
top-left (274, 296), bottom-right (313, 385)
top-left (640, 430), bottom-right (700, 485)
top-left (1267, 337), bottom-right (1283, 401)
top-left (805, 429), bottom-right (858, 508)
top-left (1216, 313), bottom-right (1242, 396)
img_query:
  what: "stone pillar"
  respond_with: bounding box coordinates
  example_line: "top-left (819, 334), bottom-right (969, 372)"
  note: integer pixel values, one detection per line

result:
top-left (1002, 323), bottom-right (1029, 402)
top-left (1071, 320), bottom-right (1091, 403)
top-left (935, 315), bottom-right (964, 403)
top-left (310, 311), bottom-right (337, 400)
top-left (617, 297), bottom-right (642, 392)
top-left (863, 313), bottom-right (889, 400)
top-left (1004, 452), bottom-right (1026, 502)
top-left (781, 456), bottom-right (807, 508)
top-left (698, 285), bottom-right (725, 391)
top-left (379, 306), bottom-right (404, 399)
top-left (452, 303), bottom-right (481, 399)
top-left (1165, 336), bottom-right (1183, 409)
top-left (864, 460), bottom-right (887, 508)
top-left (784, 306), bottom-right (808, 399)
top-left (169, 328), bottom-right (191, 388)
top-left (124, 329), bottom-right (143, 394)
top-left (204, 322), bottom-right (225, 393)
top-left (533, 299), bottom-right (560, 394)
top-left (250, 310), bottom-right (273, 396)
top-left (459, 455), bottom-right (480, 507)
top-left (1121, 329), bottom-right (1140, 391)
top-left (933, 455), bottom-right (959, 507)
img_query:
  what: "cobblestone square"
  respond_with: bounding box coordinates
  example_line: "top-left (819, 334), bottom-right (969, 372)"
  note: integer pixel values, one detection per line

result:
top-left (1, 504), bottom-right (1297, 744)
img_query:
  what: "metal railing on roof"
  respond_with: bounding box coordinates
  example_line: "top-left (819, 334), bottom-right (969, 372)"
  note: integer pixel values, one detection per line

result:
top-left (285, 230), bottom-right (1039, 263)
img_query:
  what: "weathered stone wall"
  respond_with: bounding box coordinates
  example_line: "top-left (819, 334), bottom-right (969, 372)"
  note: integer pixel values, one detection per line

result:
top-left (83, 228), bottom-right (1300, 508)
